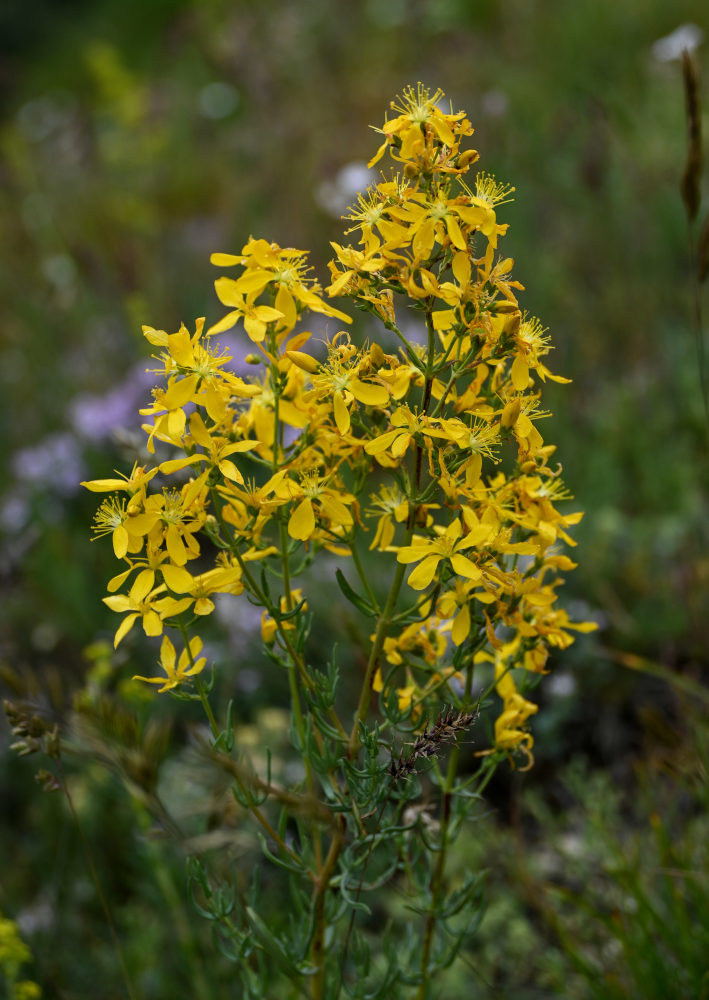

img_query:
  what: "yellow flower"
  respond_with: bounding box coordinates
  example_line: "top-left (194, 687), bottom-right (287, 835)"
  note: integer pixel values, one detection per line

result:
top-left (366, 484), bottom-right (410, 551)
top-left (90, 497), bottom-right (139, 559)
top-left (306, 336), bottom-right (390, 435)
top-left (81, 461), bottom-right (158, 498)
top-left (132, 634), bottom-right (207, 693)
top-left (436, 578), bottom-right (480, 646)
top-left (396, 516), bottom-right (489, 590)
top-left (141, 320), bottom-right (260, 434)
top-left (380, 619), bottom-right (446, 666)
top-left (368, 83), bottom-right (473, 169)
top-left (364, 405), bottom-right (445, 461)
top-left (211, 239), bottom-right (350, 340)
top-left (260, 590), bottom-right (308, 644)
top-left (102, 570), bottom-right (192, 647)
top-left (211, 286), bottom-right (285, 342)
top-left (273, 472), bottom-right (355, 542)
top-left (158, 563), bottom-right (244, 617)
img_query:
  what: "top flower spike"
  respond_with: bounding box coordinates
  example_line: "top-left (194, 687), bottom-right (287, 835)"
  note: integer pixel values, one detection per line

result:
top-left (367, 83), bottom-right (476, 172)
top-left (83, 82), bottom-right (595, 761)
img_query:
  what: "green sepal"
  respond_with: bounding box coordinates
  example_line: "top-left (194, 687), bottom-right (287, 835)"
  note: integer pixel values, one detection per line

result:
top-left (213, 698), bottom-right (236, 752)
top-left (336, 568), bottom-right (377, 616)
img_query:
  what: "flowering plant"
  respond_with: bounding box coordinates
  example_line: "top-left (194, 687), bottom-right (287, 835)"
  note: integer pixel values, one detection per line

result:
top-left (83, 83), bottom-right (595, 998)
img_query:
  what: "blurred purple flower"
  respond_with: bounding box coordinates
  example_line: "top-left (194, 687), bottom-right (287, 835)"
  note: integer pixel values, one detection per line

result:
top-left (12, 431), bottom-right (86, 495)
top-left (70, 363), bottom-right (155, 442)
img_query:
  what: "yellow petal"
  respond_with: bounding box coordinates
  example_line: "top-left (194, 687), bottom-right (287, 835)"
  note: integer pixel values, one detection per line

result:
top-left (525, 591), bottom-right (557, 606)
top-left (160, 635), bottom-right (176, 674)
top-left (218, 459), bottom-right (245, 484)
top-left (288, 498), bottom-right (315, 541)
top-left (142, 611), bottom-right (163, 637)
top-left (333, 390), bottom-right (350, 435)
top-left (114, 613), bottom-right (139, 648)
top-left (450, 553), bottom-right (482, 581)
top-left (130, 569), bottom-right (155, 603)
top-left (165, 525), bottom-right (187, 565)
top-left (275, 285), bottom-right (297, 330)
top-left (407, 555), bottom-right (440, 590)
top-left (113, 524), bottom-right (129, 559)
top-left (364, 429), bottom-right (400, 455)
top-left (163, 374), bottom-right (199, 410)
top-left (103, 594), bottom-right (130, 612)
top-left (286, 350), bottom-right (319, 374)
top-left (244, 316), bottom-right (267, 342)
top-left (510, 355), bottom-right (529, 392)
top-left (452, 251), bottom-right (471, 286)
top-left (210, 252), bottom-right (243, 267)
top-left (501, 398), bottom-right (522, 429)
top-left (162, 564), bottom-right (194, 593)
top-left (319, 494), bottom-right (353, 527)
top-left (390, 432), bottom-right (410, 458)
top-left (451, 604), bottom-right (471, 646)
top-left (159, 455), bottom-right (205, 475)
top-left (81, 478), bottom-right (129, 492)
top-left (107, 567), bottom-right (133, 592)
top-left (350, 379), bottom-right (389, 406)
top-left (445, 214), bottom-right (467, 251)
top-left (207, 310), bottom-right (241, 336)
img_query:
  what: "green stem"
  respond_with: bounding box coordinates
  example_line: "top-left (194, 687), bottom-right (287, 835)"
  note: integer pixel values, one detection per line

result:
top-left (349, 309), bottom-right (439, 756)
top-left (269, 332), bottom-right (326, 870)
top-left (195, 662), bottom-right (308, 873)
top-left (416, 662), bottom-right (476, 997)
top-left (686, 214), bottom-right (709, 434)
top-left (349, 538), bottom-right (380, 612)
top-left (310, 819), bottom-right (345, 999)
top-left (195, 675), bottom-right (219, 739)
top-left (347, 550), bottom-right (410, 758)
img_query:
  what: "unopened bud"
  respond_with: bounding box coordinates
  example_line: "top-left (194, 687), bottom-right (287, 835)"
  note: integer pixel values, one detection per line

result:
top-left (244, 353), bottom-right (262, 365)
top-left (501, 398), bottom-right (522, 429)
top-left (496, 304), bottom-right (521, 336)
top-left (285, 350), bottom-right (319, 374)
top-left (456, 149), bottom-right (479, 170)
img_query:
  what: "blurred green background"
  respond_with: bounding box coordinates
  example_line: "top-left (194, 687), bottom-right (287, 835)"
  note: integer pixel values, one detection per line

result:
top-left (1, 1), bottom-right (708, 997)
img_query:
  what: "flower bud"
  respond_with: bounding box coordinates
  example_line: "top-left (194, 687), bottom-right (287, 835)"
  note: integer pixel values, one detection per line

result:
top-left (456, 149), bottom-right (479, 170)
top-left (501, 397), bottom-right (522, 429)
top-left (285, 350), bottom-right (319, 374)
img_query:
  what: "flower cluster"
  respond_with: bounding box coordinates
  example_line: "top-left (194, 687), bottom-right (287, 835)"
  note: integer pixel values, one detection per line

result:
top-left (84, 84), bottom-right (594, 757)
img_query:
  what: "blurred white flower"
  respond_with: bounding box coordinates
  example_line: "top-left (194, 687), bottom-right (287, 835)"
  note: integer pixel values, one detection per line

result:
top-left (200, 81), bottom-right (240, 119)
top-left (481, 89), bottom-right (508, 118)
top-left (651, 23), bottom-right (703, 62)
top-left (316, 161), bottom-right (374, 217)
